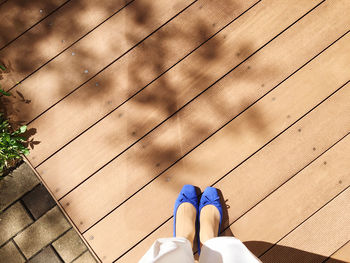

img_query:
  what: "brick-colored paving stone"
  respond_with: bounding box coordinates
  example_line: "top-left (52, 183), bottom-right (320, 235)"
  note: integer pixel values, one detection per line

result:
top-left (0, 241), bottom-right (25, 263)
top-left (22, 184), bottom-right (56, 219)
top-left (72, 250), bottom-right (97, 263)
top-left (0, 202), bottom-right (33, 246)
top-left (52, 228), bottom-right (87, 262)
top-left (0, 163), bottom-right (39, 211)
top-left (14, 206), bottom-right (70, 259)
top-left (28, 246), bottom-right (62, 263)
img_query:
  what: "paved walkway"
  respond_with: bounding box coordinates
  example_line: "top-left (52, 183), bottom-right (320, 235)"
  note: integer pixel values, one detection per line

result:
top-left (0, 163), bottom-right (96, 263)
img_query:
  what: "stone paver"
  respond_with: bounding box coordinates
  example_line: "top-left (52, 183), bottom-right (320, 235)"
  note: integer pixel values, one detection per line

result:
top-left (0, 202), bottom-right (33, 246)
top-left (28, 246), bottom-right (62, 263)
top-left (0, 163), bottom-right (39, 211)
top-left (22, 184), bottom-right (56, 219)
top-left (14, 206), bottom-right (70, 259)
top-left (0, 162), bottom-right (95, 262)
top-left (72, 250), bottom-right (97, 263)
top-left (52, 228), bottom-right (87, 262)
top-left (0, 241), bottom-right (25, 263)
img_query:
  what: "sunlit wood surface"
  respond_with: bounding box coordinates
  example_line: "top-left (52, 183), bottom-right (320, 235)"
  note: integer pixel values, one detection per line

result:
top-left (1, 0), bottom-right (350, 262)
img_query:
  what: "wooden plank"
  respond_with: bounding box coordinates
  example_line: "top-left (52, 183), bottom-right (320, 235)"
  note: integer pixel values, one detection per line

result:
top-left (116, 219), bottom-right (172, 263)
top-left (0, 0), bottom-right (67, 48)
top-left (260, 186), bottom-right (350, 263)
top-left (59, 0), bottom-right (350, 231)
top-left (117, 83), bottom-right (350, 262)
top-left (0, 0), bottom-right (130, 90)
top-left (1, 0), bottom-right (191, 123)
top-left (82, 23), bottom-right (350, 263)
top-left (227, 133), bottom-right (350, 257)
top-left (37, 0), bottom-right (326, 200)
top-left (325, 241), bottom-right (350, 263)
top-left (27, 0), bottom-right (258, 168)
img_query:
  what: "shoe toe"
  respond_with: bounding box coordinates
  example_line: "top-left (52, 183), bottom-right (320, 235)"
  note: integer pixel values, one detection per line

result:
top-left (180, 184), bottom-right (197, 198)
top-left (203, 186), bottom-right (219, 200)
top-left (200, 187), bottom-right (223, 219)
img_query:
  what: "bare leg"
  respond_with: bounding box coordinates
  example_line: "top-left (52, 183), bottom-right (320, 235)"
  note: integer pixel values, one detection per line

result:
top-left (199, 205), bottom-right (220, 244)
top-left (176, 202), bottom-right (197, 247)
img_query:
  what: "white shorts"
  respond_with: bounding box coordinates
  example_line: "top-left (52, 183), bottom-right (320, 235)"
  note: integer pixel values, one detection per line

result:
top-left (139, 236), bottom-right (262, 263)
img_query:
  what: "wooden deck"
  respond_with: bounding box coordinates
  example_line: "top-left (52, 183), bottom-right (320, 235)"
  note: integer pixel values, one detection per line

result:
top-left (1, 0), bottom-right (350, 262)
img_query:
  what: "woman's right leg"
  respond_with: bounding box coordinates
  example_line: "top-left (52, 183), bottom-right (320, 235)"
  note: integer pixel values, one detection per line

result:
top-left (199, 205), bottom-right (261, 263)
top-left (200, 237), bottom-right (261, 263)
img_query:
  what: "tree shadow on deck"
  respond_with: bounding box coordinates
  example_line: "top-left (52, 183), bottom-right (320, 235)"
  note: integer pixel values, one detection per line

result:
top-left (0, 0), bottom-right (68, 48)
top-left (122, 0), bottom-right (276, 194)
top-left (0, 0), bottom-right (273, 167)
top-left (0, 0), bottom-right (134, 126)
top-left (1, 0), bottom-right (283, 241)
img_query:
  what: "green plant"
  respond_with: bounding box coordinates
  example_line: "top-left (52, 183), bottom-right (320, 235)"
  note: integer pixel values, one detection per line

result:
top-left (0, 64), bottom-right (10, 96)
top-left (0, 114), bottom-right (29, 177)
top-left (0, 87), bottom-right (10, 96)
top-left (0, 64), bottom-right (29, 177)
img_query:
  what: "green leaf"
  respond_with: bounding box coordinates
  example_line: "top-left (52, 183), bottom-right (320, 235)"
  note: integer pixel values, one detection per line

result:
top-left (0, 114), bottom-right (30, 176)
top-left (0, 65), bottom-right (5, 71)
top-left (22, 148), bottom-right (30, 156)
top-left (19, 125), bottom-right (27, 134)
top-left (0, 88), bottom-right (11, 96)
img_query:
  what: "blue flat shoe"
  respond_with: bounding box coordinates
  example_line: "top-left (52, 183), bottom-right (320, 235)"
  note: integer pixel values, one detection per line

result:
top-left (199, 186), bottom-right (223, 240)
top-left (173, 184), bottom-right (199, 249)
